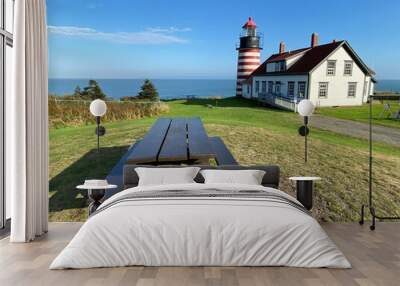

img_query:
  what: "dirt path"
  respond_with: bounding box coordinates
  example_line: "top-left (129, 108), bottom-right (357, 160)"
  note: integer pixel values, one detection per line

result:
top-left (310, 115), bottom-right (400, 146)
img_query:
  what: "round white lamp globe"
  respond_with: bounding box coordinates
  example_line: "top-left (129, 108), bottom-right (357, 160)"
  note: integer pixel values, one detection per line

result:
top-left (297, 99), bottom-right (315, 117)
top-left (90, 99), bottom-right (107, 117)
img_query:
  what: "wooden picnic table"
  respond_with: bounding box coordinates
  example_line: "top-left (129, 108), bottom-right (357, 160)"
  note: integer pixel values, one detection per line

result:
top-left (126, 117), bottom-right (227, 165)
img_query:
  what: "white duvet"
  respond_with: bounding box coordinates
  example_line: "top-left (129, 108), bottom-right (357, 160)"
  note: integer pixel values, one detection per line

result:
top-left (50, 183), bottom-right (351, 269)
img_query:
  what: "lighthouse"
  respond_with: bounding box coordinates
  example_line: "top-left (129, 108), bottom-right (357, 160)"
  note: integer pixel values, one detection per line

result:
top-left (236, 17), bottom-right (262, 97)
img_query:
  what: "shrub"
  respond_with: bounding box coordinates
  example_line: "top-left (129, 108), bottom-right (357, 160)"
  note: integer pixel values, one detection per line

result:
top-left (48, 96), bottom-right (169, 128)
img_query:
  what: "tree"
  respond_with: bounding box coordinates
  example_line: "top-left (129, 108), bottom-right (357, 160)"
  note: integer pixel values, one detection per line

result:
top-left (137, 79), bottom-right (159, 101)
top-left (73, 85), bottom-right (82, 97)
top-left (81, 80), bottom-right (106, 100)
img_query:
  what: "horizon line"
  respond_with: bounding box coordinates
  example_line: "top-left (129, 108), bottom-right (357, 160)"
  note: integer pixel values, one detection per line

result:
top-left (48, 77), bottom-right (399, 81)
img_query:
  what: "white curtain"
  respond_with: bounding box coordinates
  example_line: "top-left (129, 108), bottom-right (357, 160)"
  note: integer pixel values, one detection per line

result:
top-left (8, 0), bottom-right (49, 242)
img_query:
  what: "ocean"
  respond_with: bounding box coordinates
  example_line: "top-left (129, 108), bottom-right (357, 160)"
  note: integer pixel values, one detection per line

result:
top-left (48, 79), bottom-right (400, 99)
top-left (48, 79), bottom-right (236, 99)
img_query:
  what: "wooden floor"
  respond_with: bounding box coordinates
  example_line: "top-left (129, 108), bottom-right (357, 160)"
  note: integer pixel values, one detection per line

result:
top-left (0, 222), bottom-right (399, 286)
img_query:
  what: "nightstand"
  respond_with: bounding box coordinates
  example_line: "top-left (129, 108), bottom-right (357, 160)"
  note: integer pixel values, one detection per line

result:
top-left (77, 180), bottom-right (117, 215)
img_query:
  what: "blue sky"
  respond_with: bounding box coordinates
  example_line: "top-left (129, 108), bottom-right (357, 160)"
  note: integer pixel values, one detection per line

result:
top-left (47, 0), bottom-right (400, 79)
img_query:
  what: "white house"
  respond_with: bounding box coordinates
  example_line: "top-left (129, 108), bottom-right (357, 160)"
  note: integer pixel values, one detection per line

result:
top-left (241, 33), bottom-right (376, 111)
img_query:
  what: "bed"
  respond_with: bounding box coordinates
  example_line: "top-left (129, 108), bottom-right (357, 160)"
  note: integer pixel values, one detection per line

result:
top-left (50, 165), bottom-right (350, 269)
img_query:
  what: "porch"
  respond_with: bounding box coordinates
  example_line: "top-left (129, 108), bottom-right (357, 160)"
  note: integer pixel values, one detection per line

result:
top-left (258, 93), bottom-right (303, 111)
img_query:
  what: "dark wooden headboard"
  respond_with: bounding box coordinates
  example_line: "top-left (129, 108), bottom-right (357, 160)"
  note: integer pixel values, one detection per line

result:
top-left (123, 165), bottom-right (280, 189)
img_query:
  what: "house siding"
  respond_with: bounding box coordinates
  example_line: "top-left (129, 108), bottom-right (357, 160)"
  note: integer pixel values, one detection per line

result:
top-left (309, 46), bottom-right (373, 107)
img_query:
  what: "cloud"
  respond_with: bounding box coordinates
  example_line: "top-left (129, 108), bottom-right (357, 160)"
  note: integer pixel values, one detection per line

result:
top-left (146, 27), bottom-right (192, 33)
top-left (47, 25), bottom-right (190, 44)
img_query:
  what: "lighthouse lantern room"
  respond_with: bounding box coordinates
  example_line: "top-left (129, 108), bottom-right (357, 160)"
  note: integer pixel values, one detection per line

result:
top-left (236, 17), bottom-right (262, 97)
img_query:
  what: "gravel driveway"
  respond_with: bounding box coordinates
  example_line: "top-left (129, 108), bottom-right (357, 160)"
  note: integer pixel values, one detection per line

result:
top-left (310, 115), bottom-right (400, 146)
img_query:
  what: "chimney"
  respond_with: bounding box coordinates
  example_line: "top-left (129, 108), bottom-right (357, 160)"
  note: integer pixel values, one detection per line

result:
top-left (311, 32), bottom-right (318, 48)
top-left (279, 41), bottom-right (285, 54)
top-left (332, 39), bottom-right (336, 43)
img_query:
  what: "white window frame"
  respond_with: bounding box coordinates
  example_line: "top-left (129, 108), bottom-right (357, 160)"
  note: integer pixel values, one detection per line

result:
top-left (280, 61), bottom-right (285, 71)
top-left (344, 60), bottom-right (353, 76)
top-left (261, 81), bottom-right (266, 93)
top-left (318, 82), bottom-right (329, 98)
top-left (347, 82), bottom-right (357, 97)
top-left (275, 62), bottom-right (280, 72)
top-left (267, 81), bottom-right (273, 93)
top-left (275, 81), bottom-right (281, 94)
top-left (274, 61), bottom-right (285, 72)
top-left (326, 60), bottom-right (336, 76)
top-left (287, 81), bottom-right (295, 96)
top-left (297, 81), bottom-right (306, 98)
top-left (255, 81), bottom-right (259, 93)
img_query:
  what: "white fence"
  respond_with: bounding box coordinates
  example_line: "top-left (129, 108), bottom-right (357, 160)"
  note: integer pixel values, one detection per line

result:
top-left (258, 93), bottom-right (299, 111)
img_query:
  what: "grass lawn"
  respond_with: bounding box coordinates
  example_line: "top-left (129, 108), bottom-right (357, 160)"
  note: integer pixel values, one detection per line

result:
top-left (49, 97), bottom-right (400, 222)
top-left (316, 101), bottom-right (400, 129)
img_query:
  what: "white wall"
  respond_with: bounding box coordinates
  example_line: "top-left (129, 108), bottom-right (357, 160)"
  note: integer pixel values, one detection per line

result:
top-left (252, 75), bottom-right (308, 98)
top-left (369, 81), bottom-right (374, 95)
top-left (309, 46), bottom-right (368, 107)
top-left (286, 53), bottom-right (305, 69)
top-left (361, 75), bottom-right (374, 103)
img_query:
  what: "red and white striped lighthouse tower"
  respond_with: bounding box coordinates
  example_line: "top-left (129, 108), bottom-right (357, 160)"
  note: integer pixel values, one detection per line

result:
top-left (236, 17), bottom-right (262, 97)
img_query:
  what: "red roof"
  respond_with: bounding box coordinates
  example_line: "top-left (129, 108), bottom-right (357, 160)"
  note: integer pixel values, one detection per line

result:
top-left (250, 41), bottom-right (345, 76)
top-left (286, 41), bottom-right (344, 73)
top-left (265, 48), bottom-right (310, 63)
top-left (247, 40), bottom-right (376, 80)
top-left (242, 17), bottom-right (257, 29)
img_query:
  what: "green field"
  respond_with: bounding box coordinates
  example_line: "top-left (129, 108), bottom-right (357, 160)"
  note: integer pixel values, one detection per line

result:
top-left (49, 98), bottom-right (400, 222)
top-left (317, 101), bottom-right (400, 129)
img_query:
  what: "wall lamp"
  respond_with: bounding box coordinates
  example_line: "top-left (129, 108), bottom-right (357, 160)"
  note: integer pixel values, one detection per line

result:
top-left (297, 99), bottom-right (315, 163)
top-left (90, 99), bottom-right (107, 152)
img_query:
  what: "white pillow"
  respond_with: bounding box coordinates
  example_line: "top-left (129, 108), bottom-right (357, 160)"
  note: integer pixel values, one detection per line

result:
top-left (135, 167), bottom-right (201, 186)
top-left (200, 169), bottom-right (266, 185)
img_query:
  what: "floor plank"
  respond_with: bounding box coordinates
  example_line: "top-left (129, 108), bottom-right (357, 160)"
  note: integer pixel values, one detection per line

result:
top-left (0, 222), bottom-right (399, 286)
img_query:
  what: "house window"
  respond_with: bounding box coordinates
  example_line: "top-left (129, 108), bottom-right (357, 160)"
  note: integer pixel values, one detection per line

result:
top-left (274, 61), bottom-right (285, 72)
top-left (280, 61), bottom-right (285, 71)
top-left (318, 82), bottom-right (329, 98)
top-left (344, 61), bottom-right (353, 75)
top-left (298, 81), bottom-right (306, 97)
top-left (275, 81), bottom-right (281, 94)
top-left (247, 84), bottom-right (250, 94)
top-left (327, 60), bottom-right (336, 76)
top-left (348, 82), bottom-right (357, 97)
top-left (268, 81), bottom-right (273, 93)
top-left (261, 81), bottom-right (266, 93)
top-left (288, 81), bottom-right (295, 96)
top-left (255, 81), bottom-right (260, 93)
